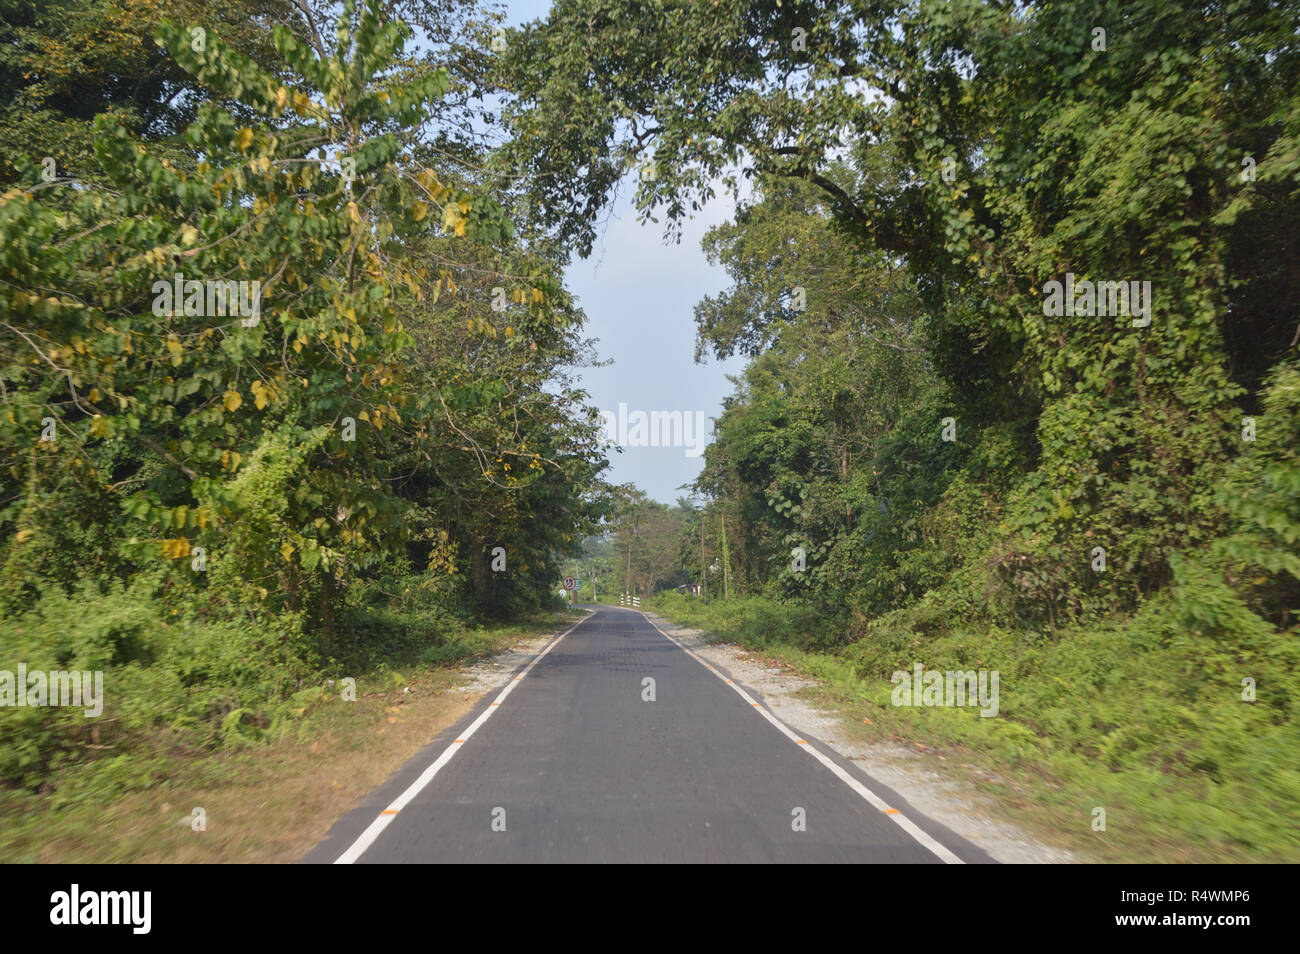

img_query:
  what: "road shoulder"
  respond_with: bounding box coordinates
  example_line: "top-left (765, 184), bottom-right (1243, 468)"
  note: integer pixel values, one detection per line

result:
top-left (644, 610), bottom-right (1081, 864)
top-left (302, 612), bottom-right (589, 864)
top-left (0, 614), bottom-right (582, 864)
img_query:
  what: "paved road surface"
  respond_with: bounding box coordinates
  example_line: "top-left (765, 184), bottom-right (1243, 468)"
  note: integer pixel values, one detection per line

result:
top-left (305, 605), bottom-right (994, 863)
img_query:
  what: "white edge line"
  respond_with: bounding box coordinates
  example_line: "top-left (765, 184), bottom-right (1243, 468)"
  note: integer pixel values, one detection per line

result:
top-left (639, 610), bottom-right (965, 865)
top-left (332, 613), bottom-right (590, 864)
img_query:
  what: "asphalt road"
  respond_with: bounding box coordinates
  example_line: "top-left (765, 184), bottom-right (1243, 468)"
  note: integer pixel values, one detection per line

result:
top-left (305, 605), bottom-right (994, 864)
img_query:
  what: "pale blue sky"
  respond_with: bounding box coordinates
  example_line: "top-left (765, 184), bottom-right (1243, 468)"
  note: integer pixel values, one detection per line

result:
top-left (502, 1), bottom-right (749, 504)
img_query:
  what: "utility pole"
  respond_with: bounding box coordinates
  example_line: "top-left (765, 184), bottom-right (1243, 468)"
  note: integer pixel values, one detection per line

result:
top-left (700, 508), bottom-right (706, 600)
top-left (720, 512), bottom-right (731, 599)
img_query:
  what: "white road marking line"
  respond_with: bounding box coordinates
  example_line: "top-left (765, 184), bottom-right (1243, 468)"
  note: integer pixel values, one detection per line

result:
top-left (332, 614), bottom-right (589, 864)
top-left (639, 611), bottom-right (965, 865)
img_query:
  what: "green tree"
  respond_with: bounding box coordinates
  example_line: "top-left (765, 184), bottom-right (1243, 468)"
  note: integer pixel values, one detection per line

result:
top-left (0, 0), bottom-right (601, 632)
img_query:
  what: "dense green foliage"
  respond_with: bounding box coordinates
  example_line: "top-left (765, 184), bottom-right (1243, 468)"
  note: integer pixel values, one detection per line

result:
top-left (0, 0), bottom-right (610, 789)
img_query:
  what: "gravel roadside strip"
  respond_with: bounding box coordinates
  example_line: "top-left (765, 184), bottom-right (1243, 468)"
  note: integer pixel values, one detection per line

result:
top-left (447, 612), bottom-right (590, 696)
